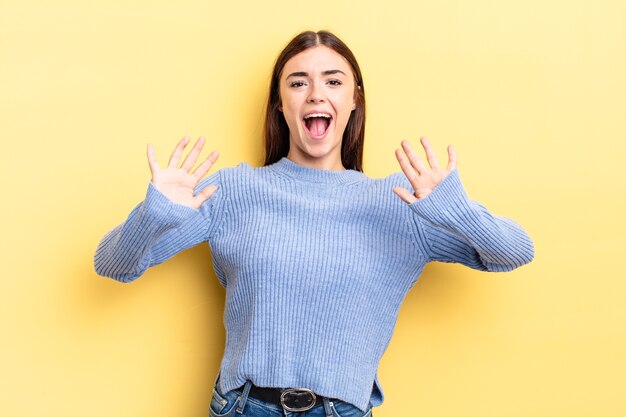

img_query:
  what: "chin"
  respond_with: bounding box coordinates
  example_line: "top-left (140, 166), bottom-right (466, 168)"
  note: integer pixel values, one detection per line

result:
top-left (306, 140), bottom-right (340, 155)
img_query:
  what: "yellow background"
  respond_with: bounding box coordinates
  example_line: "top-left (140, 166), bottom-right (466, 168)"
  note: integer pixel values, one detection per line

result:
top-left (1, 0), bottom-right (625, 416)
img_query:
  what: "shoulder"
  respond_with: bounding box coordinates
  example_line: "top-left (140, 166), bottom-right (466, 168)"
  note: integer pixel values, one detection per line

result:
top-left (371, 171), bottom-right (413, 193)
top-left (194, 160), bottom-right (286, 203)
top-left (386, 171), bottom-right (411, 187)
top-left (194, 160), bottom-right (258, 189)
top-left (382, 169), bottom-right (463, 192)
top-left (355, 171), bottom-right (415, 215)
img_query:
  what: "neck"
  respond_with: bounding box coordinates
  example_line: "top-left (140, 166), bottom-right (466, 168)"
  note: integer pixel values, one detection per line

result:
top-left (286, 152), bottom-right (346, 171)
top-left (270, 156), bottom-right (366, 184)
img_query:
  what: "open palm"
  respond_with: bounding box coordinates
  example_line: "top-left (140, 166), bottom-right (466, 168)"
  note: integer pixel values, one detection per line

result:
top-left (393, 137), bottom-right (457, 204)
top-left (146, 136), bottom-right (220, 209)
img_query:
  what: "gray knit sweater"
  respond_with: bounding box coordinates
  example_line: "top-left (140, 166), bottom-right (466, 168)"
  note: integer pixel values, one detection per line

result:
top-left (94, 156), bottom-right (534, 412)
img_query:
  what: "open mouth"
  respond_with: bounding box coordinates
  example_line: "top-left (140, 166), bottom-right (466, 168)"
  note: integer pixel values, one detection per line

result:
top-left (303, 112), bottom-right (332, 138)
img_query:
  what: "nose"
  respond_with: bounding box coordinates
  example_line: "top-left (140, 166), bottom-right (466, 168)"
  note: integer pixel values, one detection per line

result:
top-left (306, 83), bottom-right (325, 103)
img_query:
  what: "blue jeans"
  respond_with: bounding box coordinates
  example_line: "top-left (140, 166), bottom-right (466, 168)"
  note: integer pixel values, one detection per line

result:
top-left (209, 379), bottom-right (373, 417)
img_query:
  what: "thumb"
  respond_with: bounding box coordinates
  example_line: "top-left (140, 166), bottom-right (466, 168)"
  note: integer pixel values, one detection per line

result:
top-left (192, 185), bottom-right (218, 207)
top-left (393, 187), bottom-right (418, 204)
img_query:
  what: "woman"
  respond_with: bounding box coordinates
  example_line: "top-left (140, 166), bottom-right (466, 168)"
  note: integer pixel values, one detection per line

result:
top-left (95, 30), bottom-right (534, 417)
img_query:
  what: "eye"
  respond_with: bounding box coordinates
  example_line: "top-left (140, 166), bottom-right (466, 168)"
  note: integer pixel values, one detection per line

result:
top-left (290, 80), bottom-right (306, 88)
top-left (327, 79), bottom-right (342, 86)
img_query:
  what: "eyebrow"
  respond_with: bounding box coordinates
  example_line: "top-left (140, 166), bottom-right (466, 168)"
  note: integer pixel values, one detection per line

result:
top-left (286, 69), bottom-right (347, 79)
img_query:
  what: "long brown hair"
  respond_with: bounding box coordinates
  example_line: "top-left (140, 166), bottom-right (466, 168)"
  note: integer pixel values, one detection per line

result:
top-left (263, 30), bottom-right (366, 171)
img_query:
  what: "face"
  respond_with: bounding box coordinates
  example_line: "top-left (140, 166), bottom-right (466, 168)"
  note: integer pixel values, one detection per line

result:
top-left (279, 45), bottom-right (357, 170)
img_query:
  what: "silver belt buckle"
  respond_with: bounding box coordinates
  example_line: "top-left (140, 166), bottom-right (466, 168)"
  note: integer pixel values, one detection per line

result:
top-left (280, 387), bottom-right (317, 412)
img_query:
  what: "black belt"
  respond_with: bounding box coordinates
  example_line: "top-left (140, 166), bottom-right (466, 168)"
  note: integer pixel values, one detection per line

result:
top-left (247, 383), bottom-right (325, 412)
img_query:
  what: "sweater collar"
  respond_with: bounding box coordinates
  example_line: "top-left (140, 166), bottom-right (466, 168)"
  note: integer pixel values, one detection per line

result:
top-left (269, 156), bottom-right (368, 184)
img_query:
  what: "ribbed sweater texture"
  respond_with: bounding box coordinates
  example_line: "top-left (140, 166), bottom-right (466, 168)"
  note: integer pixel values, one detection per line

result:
top-left (94, 156), bottom-right (534, 412)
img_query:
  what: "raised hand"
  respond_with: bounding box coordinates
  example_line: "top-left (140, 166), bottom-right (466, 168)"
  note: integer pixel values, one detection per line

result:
top-left (392, 137), bottom-right (457, 204)
top-left (146, 136), bottom-right (220, 209)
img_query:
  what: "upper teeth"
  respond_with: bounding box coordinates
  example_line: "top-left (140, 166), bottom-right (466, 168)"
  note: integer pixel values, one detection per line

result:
top-left (304, 113), bottom-right (332, 119)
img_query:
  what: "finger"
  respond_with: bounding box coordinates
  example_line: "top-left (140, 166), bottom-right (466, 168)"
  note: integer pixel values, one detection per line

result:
top-left (168, 136), bottom-right (191, 168)
top-left (395, 148), bottom-right (421, 192)
top-left (396, 149), bottom-right (420, 195)
top-left (193, 184), bottom-right (218, 207)
top-left (192, 150), bottom-right (220, 180)
top-left (392, 187), bottom-right (418, 204)
top-left (401, 140), bottom-right (428, 175)
top-left (421, 136), bottom-right (440, 169)
top-left (146, 143), bottom-right (160, 177)
top-left (446, 145), bottom-right (457, 171)
top-left (180, 136), bottom-right (206, 172)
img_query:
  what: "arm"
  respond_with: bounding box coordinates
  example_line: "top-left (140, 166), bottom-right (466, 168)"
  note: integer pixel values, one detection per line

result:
top-left (93, 136), bottom-right (223, 283)
top-left (94, 172), bottom-right (224, 282)
top-left (405, 168), bottom-right (534, 271)
top-left (394, 137), bottom-right (534, 272)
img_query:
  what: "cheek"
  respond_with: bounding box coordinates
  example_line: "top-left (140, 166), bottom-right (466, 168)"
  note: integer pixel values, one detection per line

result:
top-left (279, 92), bottom-right (293, 112)
top-left (332, 90), bottom-right (356, 113)
top-left (282, 104), bottom-right (297, 121)
top-left (281, 107), bottom-right (302, 132)
top-left (335, 98), bottom-right (355, 122)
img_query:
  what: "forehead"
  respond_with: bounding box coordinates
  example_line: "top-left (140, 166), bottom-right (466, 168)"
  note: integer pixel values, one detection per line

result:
top-left (281, 45), bottom-right (353, 77)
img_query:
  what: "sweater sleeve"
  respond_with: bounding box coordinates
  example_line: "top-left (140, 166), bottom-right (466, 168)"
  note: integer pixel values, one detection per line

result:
top-left (404, 169), bottom-right (534, 272)
top-left (94, 170), bottom-right (225, 283)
